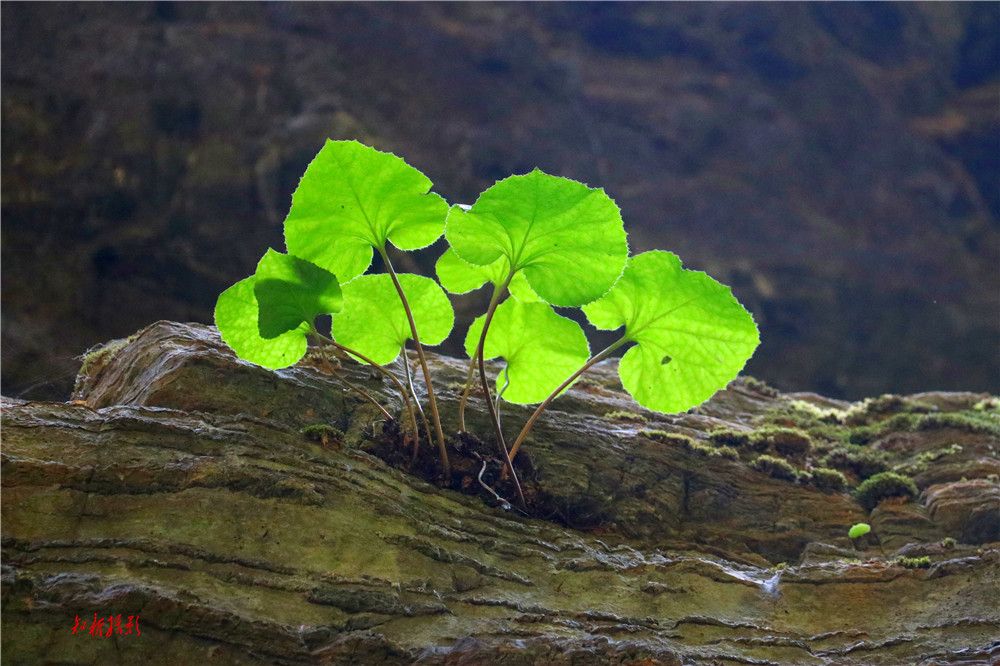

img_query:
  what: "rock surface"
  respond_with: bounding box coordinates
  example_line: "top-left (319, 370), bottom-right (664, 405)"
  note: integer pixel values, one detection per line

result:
top-left (3, 322), bottom-right (999, 664)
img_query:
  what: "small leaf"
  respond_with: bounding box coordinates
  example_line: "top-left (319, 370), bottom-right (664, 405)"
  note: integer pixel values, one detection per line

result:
top-left (583, 251), bottom-right (759, 413)
top-left (332, 273), bottom-right (454, 365)
top-left (464, 299), bottom-right (590, 404)
top-left (445, 169), bottom-right (628, 307)
top-left (848, 523), bottom-right (871, 539)
top-left (253, 249), bottom-right (342, 339)
top-left (214, 276), bottom-right (308, 369)
top-left (284, 140), bottom-right (448, 281)
top-left (435, 248), bottom-right (540, 302)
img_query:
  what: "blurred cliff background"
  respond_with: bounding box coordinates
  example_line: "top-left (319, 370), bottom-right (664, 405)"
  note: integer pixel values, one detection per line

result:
top-left (2, 2), bottom-right (998, 400)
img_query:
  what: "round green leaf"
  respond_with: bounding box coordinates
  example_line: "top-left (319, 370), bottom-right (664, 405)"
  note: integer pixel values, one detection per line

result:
top-left (583, 251), bottom-right (760, 414)
top-left (445, 170), bottom-right (628, 307)
top-left (464, 299), bottom-right (590, 404)
top-left (435, 248), bottom-right (540, 302)
top-left (253, 249), bottom-right (342, 339)
top-left (848, 523), bottom-right (871, 539)
top-left (284, 140), bottom-right (448, 281)
top-left (332, 273), bottom-right (454, 365)
top-left (214, 276), bottom-right (308, 369)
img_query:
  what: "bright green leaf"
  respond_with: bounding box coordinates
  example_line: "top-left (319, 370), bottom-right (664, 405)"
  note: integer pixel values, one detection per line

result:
top-left (214, 276), bottom-right (308, 369)
top-left (848, 523), bottom-right (871, 539)
top-left (435, 248), bottom-right (540, 302)
top-left (253, 249), bottom-right (342, 339)
top-left (464, 299), bottom-right (590, 404)
top-left (583, 251), bottom-right (759, 414)
top-left (445, 169), bottom-right (628, 307)
top-left (284, 140), bottom-right (448, 281)
top-left (332, 273), bottom-right (454, 365)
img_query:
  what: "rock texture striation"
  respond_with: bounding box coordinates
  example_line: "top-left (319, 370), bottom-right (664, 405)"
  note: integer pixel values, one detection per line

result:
top-left (3, 322), bottom-right (999, 664)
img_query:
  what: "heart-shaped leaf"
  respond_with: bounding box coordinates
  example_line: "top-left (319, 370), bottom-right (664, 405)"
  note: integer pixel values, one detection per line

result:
top-left (435, 248), bottom-right (539, 302)
top-left (284, 140), bottom-right (448, 281)
top-left (464, 299), bottom-right (590, 404)
top-left (331, 273), bottom-right (454, 365)
top-left (214, 276), bottom-right (308, 369)
top-left (583, 251), bottom-right (759, 413)
top-left (253, 249), bottom-right (342, 339)
top-left (445, 169), bottom-right (628, 307)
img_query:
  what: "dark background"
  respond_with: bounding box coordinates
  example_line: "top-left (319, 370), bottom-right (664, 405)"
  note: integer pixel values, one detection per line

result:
top-left (3, 2), bottom-right (998, 400)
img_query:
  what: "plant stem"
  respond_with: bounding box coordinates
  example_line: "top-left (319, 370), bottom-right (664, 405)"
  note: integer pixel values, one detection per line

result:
top-left (456, 356), bottom-right (477, 432)
top-left (473, 273), bottom-right (525, 508)
top-left (401, 345), bottom-right (435, 465)
top-left (377, 247), bottom-right (450, 478)
top-left (333, 373), bottom-right (395, 423)
top-left (310, 331), bottom-right (421, 453)
top-left (508, 337), bottom-right (628, 462)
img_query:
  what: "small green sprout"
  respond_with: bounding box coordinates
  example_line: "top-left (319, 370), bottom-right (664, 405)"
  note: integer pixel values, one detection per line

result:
top-left (848, 523), bottom-right (871, 539)
top-left (213, 140), bottom-right (762, 510)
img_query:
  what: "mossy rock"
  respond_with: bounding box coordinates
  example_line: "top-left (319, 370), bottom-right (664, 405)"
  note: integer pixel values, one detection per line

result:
top-left (810, 467), bottom-right (848, 492)
top-left (751, 454), bottom-right (798, 481)
top-left (854, 472), bottom-right (918, 511)
top-left (750, 426), bottom-right (812, 456)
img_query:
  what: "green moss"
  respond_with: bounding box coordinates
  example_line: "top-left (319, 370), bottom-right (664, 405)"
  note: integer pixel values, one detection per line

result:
top-left (741, 376), bottom-right (779, 397)
top-left (941, 537), bottom-right (957, 549)
top-left (973, 397), bottom-right (999, 413)
top-left (810, 467), bottom-right (848, 492)
top-left (301, 423), bottom-right (344, 447)
top-left (751, 454), bottom-right (798, 481)
top-left (915, 412), bottom-right (1000, 437)
top-left (708, 428), bottom-right (752, 448)
top-left (605, 410), bottom-right (648, 423)
top-left (820, 445), bottom-right (890, 479)
top-left (895, 443), bottom-right (963, 475)
top-left (841, 394), bottom-right (934, 426)
top-left (641, 429), bottom-right (692, 446)
top-left (895, 555), bottom-right (931, 569)
top-left (642, 430), bottom-right (738, 460)
top-left (750, 426), bottom-right (812, 456)
top-left (848, 410), bottom-right (1000, 444)
top-left (853, 472), bottom-right (918, 511)
top-left (787, 399), bottom-right (846, 424)
top-left (77, 335), bottom-right (136, 378)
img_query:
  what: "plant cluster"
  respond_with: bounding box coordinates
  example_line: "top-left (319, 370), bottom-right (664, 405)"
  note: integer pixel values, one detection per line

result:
top-left (215, 141), bottom-right (759, 507)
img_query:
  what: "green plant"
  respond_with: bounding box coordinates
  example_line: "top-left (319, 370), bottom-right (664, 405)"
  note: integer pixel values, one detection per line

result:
top-left (853, 471), bottom-right (918, 511)
top-left (214, 140), bottom-right (761, 508)
top-left (848, 523), bottom-right (871, 539)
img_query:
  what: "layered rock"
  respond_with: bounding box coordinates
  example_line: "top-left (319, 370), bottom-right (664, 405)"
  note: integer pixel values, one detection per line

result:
top-left (3, 322), bottom-right (998, 664)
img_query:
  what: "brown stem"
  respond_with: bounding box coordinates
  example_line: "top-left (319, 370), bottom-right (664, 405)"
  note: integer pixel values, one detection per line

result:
top-left (378, 247), bottom-right (450, 478)
top-left (311, 331), bottom-right (420, 453)
top-left (508, 337), bottom-right (628, 462)
top-left (332, 373), bottom-right (395, 422)
top-left (473, 274), bottom-right (525, 508)
top-left (401, 346), bottom-right (434, 466)
top-left (456, 355), bottom-right (477, 432)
